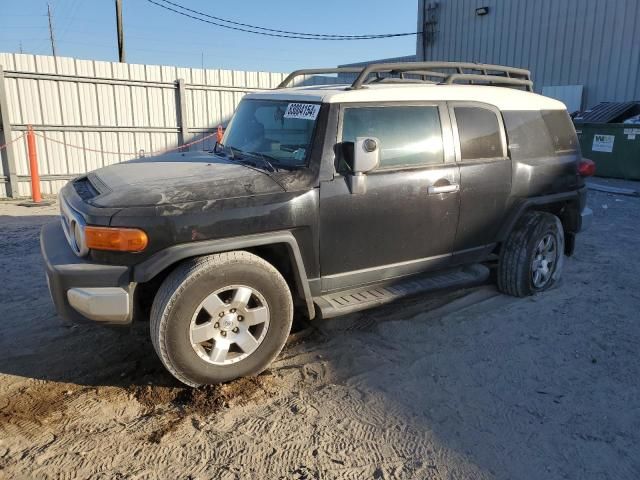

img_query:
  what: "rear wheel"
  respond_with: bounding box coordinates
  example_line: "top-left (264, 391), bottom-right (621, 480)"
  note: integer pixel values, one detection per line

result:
top-left (497, 211), bottom-right (564, 297)
top-left (150, 251), bottom-right (293, 387)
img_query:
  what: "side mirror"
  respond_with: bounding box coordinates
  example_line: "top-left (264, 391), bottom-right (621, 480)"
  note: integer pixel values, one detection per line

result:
top-left (353, 137), bottom-right (380, 173)
top-left (348, 137), bottom-right (380, 194)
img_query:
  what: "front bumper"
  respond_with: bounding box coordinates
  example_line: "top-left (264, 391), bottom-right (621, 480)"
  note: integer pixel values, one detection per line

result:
top-left (41, 221), bottom-right (134, 325)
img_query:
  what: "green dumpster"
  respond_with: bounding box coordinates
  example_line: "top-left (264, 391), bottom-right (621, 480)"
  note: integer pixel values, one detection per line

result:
top-left (575, 123), bottom-right (640, 180)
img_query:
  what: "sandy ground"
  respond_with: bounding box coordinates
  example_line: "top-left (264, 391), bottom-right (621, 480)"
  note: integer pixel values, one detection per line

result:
top-left (1, 180), bottom-right (639, 480)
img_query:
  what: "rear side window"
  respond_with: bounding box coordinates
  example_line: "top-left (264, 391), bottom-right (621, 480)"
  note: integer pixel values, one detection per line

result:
top-left (341, 106), bottom-right (444, 169)
top-left (503, 111), bottom-right (554, 159)
top-left (454, 107), bottom-right (504, 160)
top-left (541, 110), bottom-right (579, 154)
top-left (503, 110), bottom-right (578, 159)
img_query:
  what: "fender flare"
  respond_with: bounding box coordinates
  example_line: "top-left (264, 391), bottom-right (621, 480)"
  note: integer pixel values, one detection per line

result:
top-left (496, 189), bottom-right (583, 242)
top-left (133, 231), bottom-right (316, 319)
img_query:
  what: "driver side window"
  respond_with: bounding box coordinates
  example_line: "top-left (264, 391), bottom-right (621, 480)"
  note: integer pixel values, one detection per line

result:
top-left (339, 105), bottom-right (444, 171)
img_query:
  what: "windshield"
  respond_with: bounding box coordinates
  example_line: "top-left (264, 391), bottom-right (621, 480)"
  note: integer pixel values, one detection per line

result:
top-left (221, 99), bottom-right (320, 168)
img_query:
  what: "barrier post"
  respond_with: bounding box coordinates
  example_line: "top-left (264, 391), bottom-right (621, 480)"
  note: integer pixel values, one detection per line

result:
top-left (176, 78), bottom-right (189, 151)
top-left (0, 66), bottom-right (19, 197)
top-left (26, 125), bottom-right (42, 203)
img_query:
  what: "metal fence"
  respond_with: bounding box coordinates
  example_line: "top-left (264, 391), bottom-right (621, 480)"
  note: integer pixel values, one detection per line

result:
top-left (0, 53), bottom-right (297, 198)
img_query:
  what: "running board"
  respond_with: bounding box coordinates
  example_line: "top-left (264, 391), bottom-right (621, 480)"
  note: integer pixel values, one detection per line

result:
top-left (314, 264), bottom-right (489, 319)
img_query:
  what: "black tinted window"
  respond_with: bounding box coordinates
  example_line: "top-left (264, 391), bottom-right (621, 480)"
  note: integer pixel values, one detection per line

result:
top-left (542, 110), bottom-right (579, 153)
top-left (342, 106), bottom-right (444, 168)
top-left (454, 107), bottom-right (503, 160)
top-left (503, 111), bottom-right (554, 159)
top-left (503, 110), bottom-right (578, 159)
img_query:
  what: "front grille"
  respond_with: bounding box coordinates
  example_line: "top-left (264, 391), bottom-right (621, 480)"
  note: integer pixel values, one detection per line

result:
top-left (73, 176), bottom-right (99, 201)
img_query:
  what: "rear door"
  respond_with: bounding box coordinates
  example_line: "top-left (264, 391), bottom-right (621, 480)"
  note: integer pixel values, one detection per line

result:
top-left (319, 102), bottom-right (460, 291)
top-left (448, 103), bottom-right (512, 263)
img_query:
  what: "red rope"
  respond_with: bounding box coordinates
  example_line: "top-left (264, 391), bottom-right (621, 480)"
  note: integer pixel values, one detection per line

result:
top-left (0, 132), bottom-right (26, 151)
top-left (31, 131), bottom-right (218, 157)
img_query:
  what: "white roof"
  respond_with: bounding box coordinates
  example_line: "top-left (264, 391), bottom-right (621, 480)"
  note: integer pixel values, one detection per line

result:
top-left (246, 83), bottom-right (567, 111)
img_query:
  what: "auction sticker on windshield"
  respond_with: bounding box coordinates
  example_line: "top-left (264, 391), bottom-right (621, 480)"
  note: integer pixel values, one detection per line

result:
top-left (284, 103), bottom-right (320, 120)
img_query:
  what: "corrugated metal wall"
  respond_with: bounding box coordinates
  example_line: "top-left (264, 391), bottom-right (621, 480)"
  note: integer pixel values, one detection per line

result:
top-left (0, 53), bottom-right (294, 198)
top-left (416, 0), bottom-right (640, 109)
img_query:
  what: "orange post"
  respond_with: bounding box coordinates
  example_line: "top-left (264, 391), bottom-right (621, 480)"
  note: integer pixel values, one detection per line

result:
top-left (26, 125), bottom-right (42, 203)
top-left (216, 124), bottom-right (224, 143)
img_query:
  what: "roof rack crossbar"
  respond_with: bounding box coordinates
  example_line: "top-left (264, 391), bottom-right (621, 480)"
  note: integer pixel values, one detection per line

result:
top-left (441, 73), bottom-right (533, 90)
top-left (277, 67), bottom-right (363, 89)
top-left (366, 77), bottom-right (439, 86)
top-left (350, 62), bottom-right (531, 90)
top-left (403, 70), bottom-right (450, 79)
top-left (276, 62), bottom-right (533, 91)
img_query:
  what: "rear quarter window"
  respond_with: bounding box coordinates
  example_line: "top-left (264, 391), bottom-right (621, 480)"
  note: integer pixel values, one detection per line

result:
top-left (503, 111), bottom-right (554, 159)
top-left (541, 110), bottom-right (579, 154)
top-left (503, 110), bottom-right (579, 159)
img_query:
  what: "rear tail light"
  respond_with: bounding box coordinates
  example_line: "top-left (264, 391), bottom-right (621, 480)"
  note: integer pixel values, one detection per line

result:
top-left (578, 158), bottom-right (596, 177)
top-left (85, 226), bottom-right (148, 252)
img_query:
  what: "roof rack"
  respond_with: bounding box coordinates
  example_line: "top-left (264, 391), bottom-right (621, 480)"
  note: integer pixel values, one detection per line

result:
top-left (277, 61), bottom-right (533, 92)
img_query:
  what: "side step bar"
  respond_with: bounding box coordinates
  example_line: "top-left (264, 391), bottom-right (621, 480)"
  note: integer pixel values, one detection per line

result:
top-left (313, 264), bottom-right (489, 319)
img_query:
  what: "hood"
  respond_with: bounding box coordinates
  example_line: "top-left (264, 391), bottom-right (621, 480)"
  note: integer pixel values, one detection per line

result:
top-left (87, 152), bottom-right (284, 208)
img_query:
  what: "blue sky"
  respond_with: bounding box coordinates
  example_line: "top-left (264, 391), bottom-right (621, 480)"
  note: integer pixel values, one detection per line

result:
top-left (0, 0), bottom-right (418, 72)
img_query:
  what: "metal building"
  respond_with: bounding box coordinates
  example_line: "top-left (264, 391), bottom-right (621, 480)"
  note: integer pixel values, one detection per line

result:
top-left (416, 0), bottom-right (640, 111)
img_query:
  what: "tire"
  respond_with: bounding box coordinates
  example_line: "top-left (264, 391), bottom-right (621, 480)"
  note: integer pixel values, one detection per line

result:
top-left (497, 211), bottom-right (565, 297)
top-left (150, 251), bottom-right (293, 387)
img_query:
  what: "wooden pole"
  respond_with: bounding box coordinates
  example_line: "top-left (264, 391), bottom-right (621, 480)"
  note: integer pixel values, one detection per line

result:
top-left (115, 0), bottom-right (126, 63)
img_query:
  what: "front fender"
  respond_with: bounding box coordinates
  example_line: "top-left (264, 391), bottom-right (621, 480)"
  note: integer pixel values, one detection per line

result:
top-left (133, 230), bottom-right (315, 318)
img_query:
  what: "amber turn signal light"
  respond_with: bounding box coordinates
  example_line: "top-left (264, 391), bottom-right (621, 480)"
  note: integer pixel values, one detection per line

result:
top-left (85, 226), bottom-right (148, 252)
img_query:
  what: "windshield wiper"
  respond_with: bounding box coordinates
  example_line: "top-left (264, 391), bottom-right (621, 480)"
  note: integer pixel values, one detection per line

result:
top-left (225, 147), bottom-right (279, 173)
top-left (218, 143), bottom-right (299, 172)
top-left (219, 145), bottom-right (286, 189)
top-left (243, 151), bottom-right (279, 172)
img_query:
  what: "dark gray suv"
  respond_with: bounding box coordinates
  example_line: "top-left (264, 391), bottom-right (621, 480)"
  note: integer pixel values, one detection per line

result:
top-left (41, 62), bottom-right (593, 386)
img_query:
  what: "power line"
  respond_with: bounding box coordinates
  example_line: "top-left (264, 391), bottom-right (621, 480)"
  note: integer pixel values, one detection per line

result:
top-left (155, 0), bottom-right (417, 39)
top-left (1, 26), bottom-right (48, 29)
top-left (57, 0), bottom-right (83, 41)
top-left (146, 0), bottom-right (421, 40)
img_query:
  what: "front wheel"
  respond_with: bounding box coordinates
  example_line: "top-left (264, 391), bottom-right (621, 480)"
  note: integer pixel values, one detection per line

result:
top-left (150, 251), bottom-right (293, 387)
top-left (497, 211), bottom-right (565, 297)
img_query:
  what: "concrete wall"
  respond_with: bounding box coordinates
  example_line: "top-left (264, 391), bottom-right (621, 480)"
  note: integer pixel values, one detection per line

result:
top-left (416, 0), bottom-right (640, 109)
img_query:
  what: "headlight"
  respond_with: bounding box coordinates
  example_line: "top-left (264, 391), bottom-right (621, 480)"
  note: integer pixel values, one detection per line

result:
top-left (60, 194), bottom-right (88, 257)
top-left (73, 222), bottom-right (83, 250)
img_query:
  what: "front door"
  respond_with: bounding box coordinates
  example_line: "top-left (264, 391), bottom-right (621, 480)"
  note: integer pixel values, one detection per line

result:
top-left (319, 103), bottom-right (460, 292)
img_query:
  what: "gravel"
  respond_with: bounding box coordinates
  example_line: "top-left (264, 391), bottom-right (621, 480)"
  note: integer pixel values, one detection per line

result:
top-left (1, 181), bottom-right (639, 479)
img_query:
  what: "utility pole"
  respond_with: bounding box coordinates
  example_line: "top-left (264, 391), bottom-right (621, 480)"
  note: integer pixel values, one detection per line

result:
top-left (115, 0), bottom-right (126, 62)
top-left (47, 3), bottom-right (57, 57)
top-left (19, 42), bottom-right (23, 54)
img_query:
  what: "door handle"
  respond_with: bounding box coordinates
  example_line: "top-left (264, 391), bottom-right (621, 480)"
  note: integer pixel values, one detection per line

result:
top-left (428, 183), bottom-right (459, 195)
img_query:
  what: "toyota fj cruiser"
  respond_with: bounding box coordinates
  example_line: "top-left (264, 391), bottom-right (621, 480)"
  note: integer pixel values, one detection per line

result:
top-left (41, 62), bottom-right (593, 386)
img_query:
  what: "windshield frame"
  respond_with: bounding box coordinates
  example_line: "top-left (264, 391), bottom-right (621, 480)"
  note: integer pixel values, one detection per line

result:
top-left (221, 98), bottom-right (323, 169)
